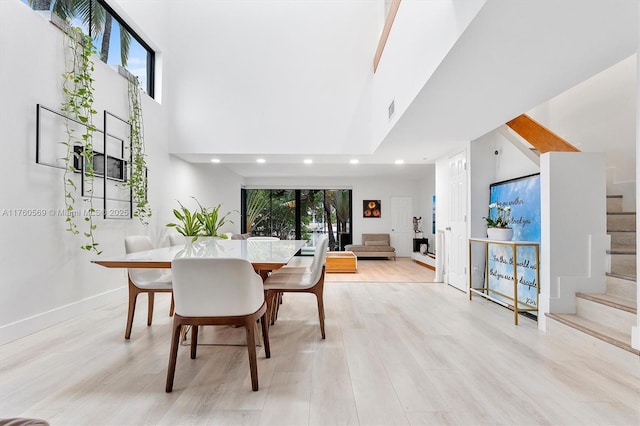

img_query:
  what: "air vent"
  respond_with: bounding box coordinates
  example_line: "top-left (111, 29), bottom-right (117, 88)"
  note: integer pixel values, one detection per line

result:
top-left (388, 99), bottom-right (395, 119)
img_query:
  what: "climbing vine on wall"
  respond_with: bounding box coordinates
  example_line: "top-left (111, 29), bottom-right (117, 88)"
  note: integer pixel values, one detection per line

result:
top-left (126, 75), bottom-right (151, 225)
top-left (60, 24), bottom-right (101, 254)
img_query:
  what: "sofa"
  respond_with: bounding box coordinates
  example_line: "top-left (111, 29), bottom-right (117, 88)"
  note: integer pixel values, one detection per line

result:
top-left (344, 233), bottom-right (396, 260)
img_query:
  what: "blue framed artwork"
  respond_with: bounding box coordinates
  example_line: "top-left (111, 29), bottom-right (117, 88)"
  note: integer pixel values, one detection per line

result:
top-left (487, 173), bottom-right (540, 312)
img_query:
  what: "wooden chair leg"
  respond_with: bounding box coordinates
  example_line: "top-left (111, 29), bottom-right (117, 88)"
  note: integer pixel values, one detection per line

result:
top-left (267, 291), bottom-right (283, 326)
top-left (169, 293), bottom-right (175, 317)
top-left (125, 284), bottom-right (140, 340)
top-left (244, 318), bottom-right (259, 391)
top-left (315, 291), bottom-right (326, 339)
top-left (275, 292), bottom-right (282, 319)
top-left (260, 313), bottom-right (271, 359)
top-left (147, 291), bottom-right (155, 326)
top-left (165, 322), bottom-right (182, 392)
top-left (268, 291), bottom-right (278, 326)
top-left (264, 290), bottom-right (271, 325)
top-left (190, 325), bottom-right (198, 359)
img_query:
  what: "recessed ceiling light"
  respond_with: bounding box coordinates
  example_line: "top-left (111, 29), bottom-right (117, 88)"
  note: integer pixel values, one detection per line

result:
top-left (395, 159), bottom-right (404, 164)
top-left (304, 159), bottom-right (313, 164)
top-left (210, 158), bottom-right (220, 163)
top-left (256, 158), bottom-right (266, 164)
top-left (350, 159), bottom-right (359, 164)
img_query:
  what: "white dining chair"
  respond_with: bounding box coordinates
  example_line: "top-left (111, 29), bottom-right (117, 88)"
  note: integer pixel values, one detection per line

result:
top-left (166, 257), bottom-right (270, 392)
top-left (124, 235), bottom-right (174, 339)
top-left (263, 236), bottom-right (329, 339)
top-left (267, 236), bottom-right (327, 320)
top-left (270, 235), bottom-right (327, 275)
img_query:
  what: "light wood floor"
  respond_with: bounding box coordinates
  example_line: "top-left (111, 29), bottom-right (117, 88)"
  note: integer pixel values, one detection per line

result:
top-left (1, 261), bottom-right (639, 425)
top-left (325, 258), bottom-right (435, 283)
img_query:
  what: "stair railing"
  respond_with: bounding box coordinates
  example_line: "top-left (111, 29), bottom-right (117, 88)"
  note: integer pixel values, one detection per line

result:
top-left (506, 114), bottom-right (580, 153)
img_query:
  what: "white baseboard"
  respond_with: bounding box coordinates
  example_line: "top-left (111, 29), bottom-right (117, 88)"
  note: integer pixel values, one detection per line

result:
top-left (632, 326), bottom-right (640, 351)
top-left (0, 287), bottom-right (126, 346)
top-left (410, 251), bottom-right (436, 267)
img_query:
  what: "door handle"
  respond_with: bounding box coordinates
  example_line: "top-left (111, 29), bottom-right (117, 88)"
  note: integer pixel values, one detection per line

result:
top-left (445, 227), bottom-right (451, 231)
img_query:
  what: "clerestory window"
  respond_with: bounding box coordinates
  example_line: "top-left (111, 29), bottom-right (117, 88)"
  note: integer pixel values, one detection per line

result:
top-left (23, 0), bottom-right (155, 97)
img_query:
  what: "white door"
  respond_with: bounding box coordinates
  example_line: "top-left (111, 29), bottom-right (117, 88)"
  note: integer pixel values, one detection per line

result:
top-left (391, 196), bottom-right (413, 257)
top-left (447, 151), bottom-right (467, 291)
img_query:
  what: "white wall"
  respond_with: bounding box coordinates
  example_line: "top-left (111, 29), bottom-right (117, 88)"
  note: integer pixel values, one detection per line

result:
top-left (468, 134), bottom-right (497, 288)
top-left (539, 152), bottom-right (608, 330)
top-left (161, 1), bottom-right (381, 156)
top-left (372, 0), bottom-right (485, 150)
top-left (528, 54), bottom-right (637, 211)
top-left (166, 157), bottom-right (245, 238)
top-left (0, 1), bottom-right (174, 344)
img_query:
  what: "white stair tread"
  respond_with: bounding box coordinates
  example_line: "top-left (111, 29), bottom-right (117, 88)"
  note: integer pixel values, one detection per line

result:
top-left (576, 292), bottom-right (637, 313)
top-left (606, 272), bottom-right (636, 282)
top-left (547, 313), bottom-right (638, 355)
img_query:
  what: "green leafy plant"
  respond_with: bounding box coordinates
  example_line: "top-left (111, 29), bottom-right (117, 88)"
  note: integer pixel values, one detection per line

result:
top-left (484, 203), bottom-right (511, 228)
top-left (60, 23), bottom-right (100, 254)
top-left (166, 200), bottom-right (203, 241)
top-left (245, 190), bottom-right (269, 232)
top-left (125, 74), bottom-right (151, 225)
top-left (195, 198), bottom-right (234, 238)
top-left (166, 197), bottom-right (235, 241)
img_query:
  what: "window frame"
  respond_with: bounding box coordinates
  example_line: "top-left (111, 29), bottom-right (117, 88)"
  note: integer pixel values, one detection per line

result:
top-left (96, 0), bottom-right (155, 97)
top-left (24, 0), bottom-right (156, 97)
top-left (241, 188), bottom-right (353, 251)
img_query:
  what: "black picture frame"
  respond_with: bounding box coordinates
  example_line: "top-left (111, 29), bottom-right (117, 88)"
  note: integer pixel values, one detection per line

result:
top-left (363, 200), bottom-right (381, 218)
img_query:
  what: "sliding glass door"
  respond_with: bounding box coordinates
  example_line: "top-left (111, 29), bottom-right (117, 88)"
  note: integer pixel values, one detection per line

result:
top-left (242, 188), bottom-right (352, 251)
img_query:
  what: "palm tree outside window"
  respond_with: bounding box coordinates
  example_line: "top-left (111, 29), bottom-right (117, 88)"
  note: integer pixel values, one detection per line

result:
top-left (243, 188), bottom-right (352, 252)
top-left (25, 0), bottom-right (154, 96)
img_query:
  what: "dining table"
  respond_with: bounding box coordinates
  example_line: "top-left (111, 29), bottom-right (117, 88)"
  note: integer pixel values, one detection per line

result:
top-left (92, 238), bottom-right (308, 345)
top-left (92, 238), bottom-right (308, 280)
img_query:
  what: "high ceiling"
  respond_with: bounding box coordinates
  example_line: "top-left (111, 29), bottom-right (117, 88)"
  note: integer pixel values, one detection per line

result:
top-left (112, 0), bottom-right (639, 179)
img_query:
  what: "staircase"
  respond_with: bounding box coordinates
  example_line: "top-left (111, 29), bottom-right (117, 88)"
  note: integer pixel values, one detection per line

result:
top-left (547, 195), bottom-right (639, 355)
top-left (503, 114), bottom-right (638, 355)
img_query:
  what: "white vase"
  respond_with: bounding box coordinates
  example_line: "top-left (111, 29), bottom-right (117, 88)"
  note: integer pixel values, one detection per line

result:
top-left (487, 227), bottom-right (513, 241)
top-left (185, 235), bottom-right (225, 244)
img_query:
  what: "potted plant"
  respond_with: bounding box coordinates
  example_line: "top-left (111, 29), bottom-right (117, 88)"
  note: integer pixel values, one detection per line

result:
top-left (484, 203), bottom-right (513, 240)
top-left (166, 199), bottom-right (203, 243)
top-left (166, 197), bottom-right (234, 243)
top-left (194, 198), bottom-right (234, 238)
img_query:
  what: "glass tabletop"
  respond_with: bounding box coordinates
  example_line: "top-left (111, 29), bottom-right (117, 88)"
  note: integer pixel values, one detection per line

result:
top-left (92, 239), bottom-right (308, 269)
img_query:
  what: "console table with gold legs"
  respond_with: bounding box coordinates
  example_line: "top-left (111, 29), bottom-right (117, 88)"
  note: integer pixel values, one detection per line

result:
top-left (468, 238), bottom-right (540, 325)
